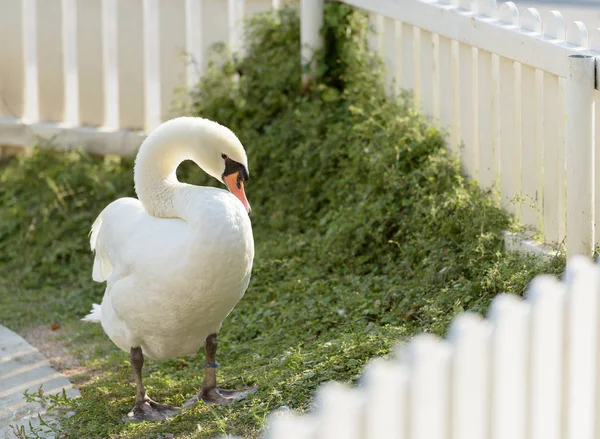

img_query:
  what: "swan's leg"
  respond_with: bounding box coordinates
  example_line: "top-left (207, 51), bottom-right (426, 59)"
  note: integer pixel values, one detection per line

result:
top-left (183, 333), bottom-right (258, 408)
top-left (122, 347), bottom-right (180, 423)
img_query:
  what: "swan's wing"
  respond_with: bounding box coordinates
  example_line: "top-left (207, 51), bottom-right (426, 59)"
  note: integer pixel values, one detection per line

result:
top-left (90, 197), bottom-right (145, 283)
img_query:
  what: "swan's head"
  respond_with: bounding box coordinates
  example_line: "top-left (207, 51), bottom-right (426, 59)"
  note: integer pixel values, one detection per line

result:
top-left (189, 118), bottom-right (251, 214)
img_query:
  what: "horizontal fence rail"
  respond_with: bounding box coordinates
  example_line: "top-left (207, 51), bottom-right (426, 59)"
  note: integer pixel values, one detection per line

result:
top-left (299, 0), bottom-right (600, 257)
top-left (264, 255), bottom-right (600, 439)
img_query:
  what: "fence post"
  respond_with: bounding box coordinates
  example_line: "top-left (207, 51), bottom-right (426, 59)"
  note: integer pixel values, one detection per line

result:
top-left (300, 0), bottom-right (324, 86)
top-left (566, 54), bottom-right (595, 257)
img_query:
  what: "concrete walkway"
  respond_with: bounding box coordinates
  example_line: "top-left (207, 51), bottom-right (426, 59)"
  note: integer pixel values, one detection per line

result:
top-left (0, 325), bottom-right (79, 439)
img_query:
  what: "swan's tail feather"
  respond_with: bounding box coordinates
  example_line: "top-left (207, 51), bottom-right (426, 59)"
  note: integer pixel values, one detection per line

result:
top-left (81, 303), bottom-right (102, 323)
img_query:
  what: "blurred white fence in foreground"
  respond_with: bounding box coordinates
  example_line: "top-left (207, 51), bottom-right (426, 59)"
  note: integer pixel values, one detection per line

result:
top-left (265, 255), bottom-right (600, 439)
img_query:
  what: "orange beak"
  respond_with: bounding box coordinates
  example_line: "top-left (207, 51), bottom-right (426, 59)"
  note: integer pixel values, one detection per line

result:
top-left (224, 172), bottom-right (251, 215)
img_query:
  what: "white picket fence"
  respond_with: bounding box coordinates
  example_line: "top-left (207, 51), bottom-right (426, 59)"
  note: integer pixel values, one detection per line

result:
top-left (0, 0), bottom-right (284, 156)
top-left (322, 0), bottom-right (600, 258)
top-left (264, 254), bottom-right (600, 439)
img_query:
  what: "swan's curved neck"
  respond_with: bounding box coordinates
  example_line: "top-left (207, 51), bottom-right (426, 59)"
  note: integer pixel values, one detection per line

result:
top-left (133, 130), bottom-right (196, 219)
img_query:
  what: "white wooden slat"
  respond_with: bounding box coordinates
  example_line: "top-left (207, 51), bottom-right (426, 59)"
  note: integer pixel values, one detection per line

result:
top-left (36, 0), bottom-right (64, 122)
top-left (542, 11), bottom-right (566, 246)
top-left (143, 0), bottom-right (161, 132)
top-left (361, 358), bottom-right (408, 439)
top-left (437, 33), bottom-right (454, 145)
top-left (458, 42), bottom-right (477, 179)
top-left (448, 313), bottom-right (492, 439)
top-left (402, 335), bottom-right (451, 439)
top-left (272, 0), bottom-right (281, 9)
top-left (412, 27), bottom-right (422, 110)
top-left (497, 2), bottom-right (520, 217)
top-left (488, 294), bottom-right (530, 439)
top-left (477, 48), bottom-right (496, 193)
top-left (431, 33), bottom-right (440, 126)
top-left (61, 0), bottom-right (78, 127)
top-left (401, 23), bottom-right (414, 96)
top-left (368, 13), bottom-right (384, 58)
top-left (158, 0), bottom-right (187, 122)
top-left (341, 0), bottom-right (587, 78)
top-left (525, 275), bottom-right (567, 439)
top-left (519, 8), bottom-right (543, 230)
top-left (117, 0), bottom-right (145, 131)
top-left (102, 0), bottom-right (119, 129)
top-left (591, 29), bottom-right (600, 250)
top-left (228, 0), bottom-right (245, 55)
top-left (265, 412), bottom-right (317, 439)
top-left (450, 39), bottom-right (461, 154)
top-left (564, 256), bottom-right (600, 439)
top-left (565, 53), bottom-right (595, 257)
top-left (393, 19), bottom-right (402, 97)
top-left (0, 0), bottom-right (25, 119)
top-left (77, 0), bottom-right (104, 127)
top-left (185, 0), bottom-right (204, 87)
top-left (420, 29), bottom-right (435, 119)
top-left (383, 17), bottom-right (398, 97)
top-left (313, 382), bottom-right (365, 439)
top-left (300, 0), bottom-right (324, 85)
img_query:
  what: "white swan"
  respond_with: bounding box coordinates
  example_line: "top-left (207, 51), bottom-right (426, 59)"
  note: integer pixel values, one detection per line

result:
top-left (82, 116), bottom-right (256, 422)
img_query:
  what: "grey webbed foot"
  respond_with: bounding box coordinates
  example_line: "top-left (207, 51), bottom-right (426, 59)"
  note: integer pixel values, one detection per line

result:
top-left (122, 398), bottom-right (180, 423)
top-left (183, 385), bottom-right (259, 408)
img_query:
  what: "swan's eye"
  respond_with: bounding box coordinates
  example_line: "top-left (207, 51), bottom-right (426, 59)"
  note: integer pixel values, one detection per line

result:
top-left (221, 153), bottom-right (228, 160)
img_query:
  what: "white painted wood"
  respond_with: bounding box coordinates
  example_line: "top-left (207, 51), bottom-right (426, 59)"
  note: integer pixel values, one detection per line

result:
top-left (497, 2), bottom-right (520, 216)
top-left (437, 33), bottom-right (454, 145)
top-left (450, 39), bottom-right (460, 154)
top-left (116, 0), bottom-right (145, 130)
top-left (488, 294), bottom-right (530, 439)
top-left (341, 0), bottom-right (587, 78)
top-left (412, 27), bottom-right (422, 110)
top-left (401, 23), bottom-right (415, 95)
top-left (361, 358), bottom-right (408, 439)
top-left (448, 313), bottom-right (492, 439)
top-left (300, 0), bottom-right (324, 84)
top-left (17, 3), bottom-right (42, 121)
top-left (143, 0), bottom-right (161, 132)
top-left (228, 0), bottom-right (245, 55)
top-left (565, 54), bottom-right (595, 256)
top-left (158, 0), bottom-right (187, 122)
top-left (35, 0), bottom-right (64, 122)
top-left (564, 256), bottom-right (600, 439)
top-left (77, 0), bottom-right (104, 127)
top-left (61, 0), bottom-right (78, 127)
top-left (419, 29), bottom-right (435, 119)
top-left (0, 0), bottom-right (24, 119)
top-left (0, 117), bottom-right (144, 156)
top-left (265, 412), bottom-right (318, 439)
top-left (525, 275), bottom-right (566, 439)
top-left (102, 0), bottom-right (119, 129)
top-left (383, 17), bottom-right (398, 97)
top-left (459, 42), bottom-right (477, 178)
top-left (368, 13), bottom-right (384, 58)
top-left (477, 48), bottom-right (496, 193)
top-left (185, 0), bottom-right (204, 87)
top-left (402, 335), bottom-right (451, 439)
top-left (542, 11), bottom-right (566, 246)
top-left (519, 8), bottom-right (543, 230)
top-left (313, 382), bottom-right (365, 439)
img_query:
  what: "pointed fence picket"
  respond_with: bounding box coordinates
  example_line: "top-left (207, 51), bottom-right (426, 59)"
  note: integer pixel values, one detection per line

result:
top-left (264, 256), bottom-right (600, 439)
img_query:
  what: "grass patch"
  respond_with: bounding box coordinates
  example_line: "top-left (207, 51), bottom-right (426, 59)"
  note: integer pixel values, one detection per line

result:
top-left (0, 4), bottom-right (565, 438)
